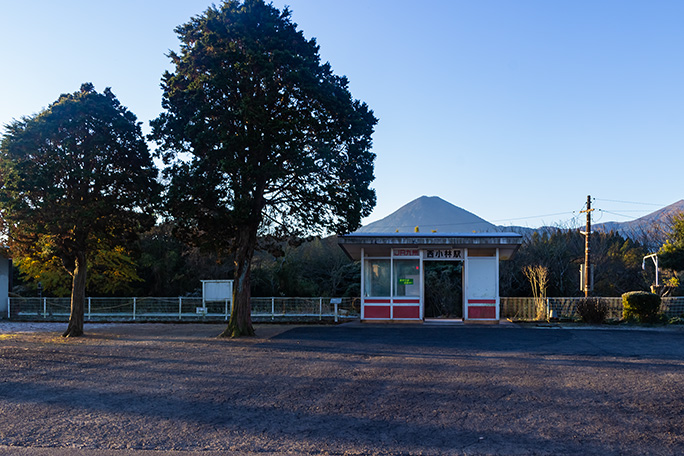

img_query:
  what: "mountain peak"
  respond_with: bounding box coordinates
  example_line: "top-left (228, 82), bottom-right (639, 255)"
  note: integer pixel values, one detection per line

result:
top-left (356, 196), bottom-right (496, 233)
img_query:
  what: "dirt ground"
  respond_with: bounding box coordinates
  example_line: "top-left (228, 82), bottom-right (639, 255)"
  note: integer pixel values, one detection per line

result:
top-left (0, 321), bottom-right (683, 456)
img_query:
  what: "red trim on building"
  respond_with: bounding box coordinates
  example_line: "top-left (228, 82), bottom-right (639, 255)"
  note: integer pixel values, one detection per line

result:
top-left (364, 298), bottom-right (391, 304)
top-left (467, 306), bottom-right (497, 319)
top-left (364, 305), bottom-right (391, 319)
top-left (393, 306), bottom-right (421, 319)
top-left (393, 299), bottom-right (420, 304)
top-left (468, 299), bottom-right (496, 304)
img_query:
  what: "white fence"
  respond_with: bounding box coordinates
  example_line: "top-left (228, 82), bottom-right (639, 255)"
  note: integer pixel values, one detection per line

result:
top-left (6, 296), bottom-right (360, 322)
top-left (6, 296), bottom-right (684, 323)
top-left (501, 296), bottom-right (684, 321)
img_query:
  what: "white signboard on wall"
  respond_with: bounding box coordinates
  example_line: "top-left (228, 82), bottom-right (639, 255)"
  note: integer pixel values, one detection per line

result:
top-left (465, 256), bottom-right (499, 319)
top-left (467, 257), bottom-right (497, 298)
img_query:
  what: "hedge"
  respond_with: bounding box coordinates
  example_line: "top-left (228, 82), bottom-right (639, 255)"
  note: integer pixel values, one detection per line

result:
top-left (622, 291), bottom-right (661, 323)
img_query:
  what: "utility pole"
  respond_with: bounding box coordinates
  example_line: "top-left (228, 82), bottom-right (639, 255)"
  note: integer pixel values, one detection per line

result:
top-left (580, 195), bottom-right (594, 297)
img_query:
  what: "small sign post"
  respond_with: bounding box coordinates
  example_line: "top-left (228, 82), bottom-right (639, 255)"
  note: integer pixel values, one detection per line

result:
top-left (330, 298), bottom-right (342, 322)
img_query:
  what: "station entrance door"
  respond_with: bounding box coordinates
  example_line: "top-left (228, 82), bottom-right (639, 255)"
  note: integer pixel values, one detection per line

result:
top-left (423, 261), bottom-right (463, 319)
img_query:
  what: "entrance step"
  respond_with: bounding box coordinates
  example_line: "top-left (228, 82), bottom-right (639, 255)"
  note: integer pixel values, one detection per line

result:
top-left (424, 319), bottom-right (465, 326)
top-left (424, 319), bottom-right (515, 326)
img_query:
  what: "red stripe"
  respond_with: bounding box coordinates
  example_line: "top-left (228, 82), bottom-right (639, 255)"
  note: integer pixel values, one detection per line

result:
top-left (468, 299), bottom-right (496, 304)
top-left (393, 299), bottom-right (420, 304)
top-left (393, 306), bottom-right (420, 319)
top-left (468, 306), bottom-right (497, 319)
top-left (364, 305), bottom-right (391, 319)
top-left (364, 298), bottom-right (391, 304)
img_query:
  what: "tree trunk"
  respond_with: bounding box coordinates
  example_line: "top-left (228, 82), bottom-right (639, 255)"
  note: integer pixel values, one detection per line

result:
top-left (63, 251), bottom-right (87, 338)
top-left (221, 224), bottom-right (257, 338)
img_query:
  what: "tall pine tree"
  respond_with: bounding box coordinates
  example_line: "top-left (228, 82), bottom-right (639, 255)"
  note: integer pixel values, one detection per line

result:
top-left (152, 0), bottom-right (377, 337)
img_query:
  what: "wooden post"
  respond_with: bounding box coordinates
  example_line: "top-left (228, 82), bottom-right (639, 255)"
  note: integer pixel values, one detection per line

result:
top-left (580, 195), bottom-right (594, 297)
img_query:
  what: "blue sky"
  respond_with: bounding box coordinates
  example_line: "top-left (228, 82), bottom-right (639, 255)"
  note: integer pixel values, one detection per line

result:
top-left (1, 1), bottom-right (682, 229)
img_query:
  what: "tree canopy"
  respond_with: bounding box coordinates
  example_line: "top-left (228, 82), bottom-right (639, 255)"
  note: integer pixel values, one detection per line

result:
top-left (0, 83), bottom-right (159, 336)
top-left (151, 0), bottom-right (377, 337)
top-left (500, 228), bottom-right (648, 297)
top-left (659, 212), bottom-right (684, 275)
top-left (13, 241), bottom-right (144, 298)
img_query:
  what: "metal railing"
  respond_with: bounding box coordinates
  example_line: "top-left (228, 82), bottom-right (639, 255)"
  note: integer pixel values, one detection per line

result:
top-left (501, 296), bottom-right (684, 321)
top-left (6, 296), bottom-right (360, 322)
top-left (6, 295), bottom-right (684, 323)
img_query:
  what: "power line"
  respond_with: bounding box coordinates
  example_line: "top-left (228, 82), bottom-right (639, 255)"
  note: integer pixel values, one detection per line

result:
top-left (367, 212), bottom-right (577, 229)
top-left (599, 209), bottom-right (651, 219)
top-left (491, 212), bottom-right (575, 224)
top-left (598, 209), bottom-right (654, 213)
top-left (366, 199), bottom-right (666, 229)
top-left (594, 198), bottom-right (664, 206)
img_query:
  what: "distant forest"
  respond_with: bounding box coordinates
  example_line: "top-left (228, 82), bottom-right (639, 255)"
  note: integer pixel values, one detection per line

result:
top-left (10, 221), bottom-right (682, 298)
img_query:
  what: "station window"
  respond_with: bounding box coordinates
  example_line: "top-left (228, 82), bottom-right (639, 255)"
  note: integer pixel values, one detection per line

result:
top-left (393, 259), bottom-right (420, 297)
top-left (364, 259), bottom-right (390, 297)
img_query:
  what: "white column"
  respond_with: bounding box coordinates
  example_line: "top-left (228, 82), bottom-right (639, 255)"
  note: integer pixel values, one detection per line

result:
top-left (360, 248), bottom-right (365, 319)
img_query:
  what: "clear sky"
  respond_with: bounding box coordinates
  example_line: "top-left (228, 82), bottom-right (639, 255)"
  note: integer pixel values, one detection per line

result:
top-left (1, 1), bottom-right (682, 230)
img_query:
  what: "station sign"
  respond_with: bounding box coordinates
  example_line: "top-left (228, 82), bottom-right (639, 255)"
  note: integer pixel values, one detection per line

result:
top-left (425, 249), bottom-right (463, 260)
top-left (393, 249), bottom-right (420, 257)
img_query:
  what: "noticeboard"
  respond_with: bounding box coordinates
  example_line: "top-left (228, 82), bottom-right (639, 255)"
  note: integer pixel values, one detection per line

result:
top-left (201, 280), bottom-right (234, 303)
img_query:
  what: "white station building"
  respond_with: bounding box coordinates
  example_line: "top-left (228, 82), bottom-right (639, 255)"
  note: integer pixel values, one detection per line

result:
top-left (338, 232), bottom-right (522, 322)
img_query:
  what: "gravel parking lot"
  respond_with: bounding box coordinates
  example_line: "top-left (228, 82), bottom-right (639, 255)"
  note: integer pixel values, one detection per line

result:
top-left (0, 321), bottom-right (683, 455)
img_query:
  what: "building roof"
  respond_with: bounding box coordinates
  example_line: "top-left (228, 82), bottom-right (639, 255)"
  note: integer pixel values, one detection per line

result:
top-left (338, 232), bottom-right (523, 260)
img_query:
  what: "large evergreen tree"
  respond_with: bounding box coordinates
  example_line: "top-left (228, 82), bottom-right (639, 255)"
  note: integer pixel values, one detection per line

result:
top-left (152, 0), bottom-right (377, 337)
top-left (0, 83), bottom-right (159, 337)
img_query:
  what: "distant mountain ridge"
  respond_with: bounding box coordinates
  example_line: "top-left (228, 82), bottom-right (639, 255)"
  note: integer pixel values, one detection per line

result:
top-left (357, 196), bottom-right (684, 238)
top-left (594, 200), bottom-right (684, 236)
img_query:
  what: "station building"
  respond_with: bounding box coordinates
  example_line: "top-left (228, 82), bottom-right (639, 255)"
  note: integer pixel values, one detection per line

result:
top-left (338, 232), bottom-right (522, 322)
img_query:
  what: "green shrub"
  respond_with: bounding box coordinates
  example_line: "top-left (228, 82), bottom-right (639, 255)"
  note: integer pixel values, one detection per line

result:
top-left (622, 291), bottom-right (661, 323)
top-left (576, 297), bottom-right (608, 324)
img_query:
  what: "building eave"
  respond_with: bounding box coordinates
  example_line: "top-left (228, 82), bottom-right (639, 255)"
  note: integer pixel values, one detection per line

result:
top-left (338, 232), bottom-right (523, 260)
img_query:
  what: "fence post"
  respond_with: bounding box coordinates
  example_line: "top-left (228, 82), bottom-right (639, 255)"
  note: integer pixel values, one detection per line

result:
top-left (179, 297), bottom-right (182, 320)
top-left (546, 298), bottom-right (550, 320)
top-left (43, 298), bottom-right (47, 319)
top-left (225, 299), bottom-right (229, 321)
top-left (88, 297), bottom-right (91, 321)
top-left (133, 297), bottom-right (136, 321)
top-left (7, 297), bottom-right (10, 319)
top-left (319, 297), bottom-right (323, 320)
top-left (334, 301), bottom-right (338, 323)
top-left (271, 297), bottom-right (275, 320)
